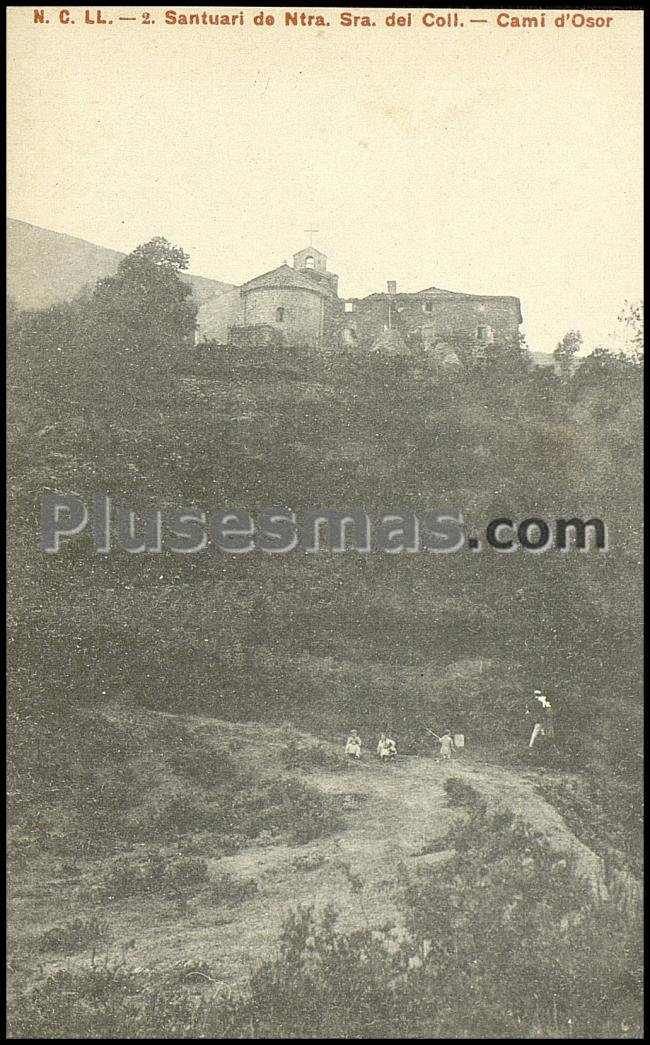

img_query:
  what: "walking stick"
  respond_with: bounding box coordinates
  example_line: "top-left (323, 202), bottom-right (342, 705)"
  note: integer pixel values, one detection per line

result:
top-left (423, 727), bottom-right (442, 741)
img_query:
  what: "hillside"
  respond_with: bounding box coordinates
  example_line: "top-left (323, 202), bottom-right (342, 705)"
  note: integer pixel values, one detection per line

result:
top-left (6, 218), bottom-right (233, 309)
top-left (8, 701), bottom-right (641, 1037)
top-left (6, 248), bottom-right (643, 1037)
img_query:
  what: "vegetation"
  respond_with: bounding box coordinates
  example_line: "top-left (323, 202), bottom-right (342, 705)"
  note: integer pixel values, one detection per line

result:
top-left (101, 853), bottom-right (209, 902)
top-left (280, 738), bottom-right (349, 773)
top-left (6, 238), bottom-right (643, 1036)
top-left (38, 917), bottom-right (111, 956)
top-left (10, 783), bottom-right (642, 1038)
top-left (535, 774), bottom-right (643, 878)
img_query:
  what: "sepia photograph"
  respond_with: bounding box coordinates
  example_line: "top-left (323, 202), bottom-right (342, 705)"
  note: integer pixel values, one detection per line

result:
top-left (6, 5), bottom-right (644, 1038)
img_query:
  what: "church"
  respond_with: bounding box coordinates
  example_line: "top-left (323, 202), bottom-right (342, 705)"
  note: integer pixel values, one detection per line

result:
top-left (195, 244), bottom-right (522, 356)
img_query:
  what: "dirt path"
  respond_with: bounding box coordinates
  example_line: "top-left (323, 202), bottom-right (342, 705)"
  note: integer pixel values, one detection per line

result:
top-left (14, 716), bottom-right (608, 991)
top-left (310, 754), bottom-right (604, 882)
top-left (152, 723), bottom-right (605, 985)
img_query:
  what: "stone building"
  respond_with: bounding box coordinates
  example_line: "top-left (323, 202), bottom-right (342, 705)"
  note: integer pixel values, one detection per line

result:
top-left (195, 247), bottom-right (522, 354)
top-left (339, 285), bottom-right (522, 358)
top-left (195, 246), bottom-right (339, 348)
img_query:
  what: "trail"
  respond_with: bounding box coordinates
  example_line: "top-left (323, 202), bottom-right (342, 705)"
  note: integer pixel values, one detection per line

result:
top-left (20, 712), bottom-right (614, 990)
top-left (145, 720), bottom-right (607, 985)
top-left (310, 754), bottom-right (604, 883)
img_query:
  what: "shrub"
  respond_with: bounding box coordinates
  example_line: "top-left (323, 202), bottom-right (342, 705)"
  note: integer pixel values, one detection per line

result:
top-left (152, 795), bottom-right (218, 837)
top-left (537, 776), bottom-right (643, 878)
top-left (280, 740), bottom-right (347, 773)
top-left (166, 856), bottom-right (211, 893)
top-left (211, 831), bottom-right (252, 855)
top-left (291, 851), bottom-right (326, 872)
top-left (168, 744), bottom-right (242, 790)
top-left (443, 774), bottom-right (487, 811)
top-left (101, 852), bottom-right (208, 901)
top-left (11, 803), bottom-right (643, 1038)
top-left (8, 964), bottom-right (208, 1038)
top-left (162, 959), bottom-right (214, 987)
top-left (213, 801), bottom-right (643, 1038)
top-left (38, 917), bottom-right (110, 955)
top-left (231, 778), bottom-right (343, 845)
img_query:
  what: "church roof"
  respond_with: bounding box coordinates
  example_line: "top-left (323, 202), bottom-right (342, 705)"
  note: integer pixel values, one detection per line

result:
top-left (242, 264), bottom-right (331, 296)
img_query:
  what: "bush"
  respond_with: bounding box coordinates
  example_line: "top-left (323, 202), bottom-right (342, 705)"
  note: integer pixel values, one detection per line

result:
top-left (211, 831), bottom-right (253, 856)
top-left (101, 852), bottom-right (208, 901)
top-left (291, 851), bottom-right (327, 872)
top-left (38, 916), bottom-right (110, 955)
top-left (166, 856), bottom-right (211, 893)
top-left (11, 800), bottom-right (643, 1038)
top-left (537, 775), bottom-right (643, 878)
top-left (9, 964), bottom-right (207, 1038)
top-left (214, 797), bottom-right (643, 1038)
top-left (280, 740), bottom-right (347, 773)
top-left (231, 778), bottom-right (344, 845)
top-left (152, 795), bottom-right (218, 837)
top-left (168, 744), bottom-right (242, 790)
top-left (443, 774), bottom-right (487, 811)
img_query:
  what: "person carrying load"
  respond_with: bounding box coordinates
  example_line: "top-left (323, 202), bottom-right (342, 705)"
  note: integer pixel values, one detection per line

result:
top-left (424, 725), bottom-right (457, 760)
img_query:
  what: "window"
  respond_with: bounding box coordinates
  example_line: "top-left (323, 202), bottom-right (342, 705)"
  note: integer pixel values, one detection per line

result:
top-left (422, 300), bottom-right (434, 314)
top-left (477, 324), bottom-right (493, 343)
top-left (345, 301), bottom-right (355, 313)
top-left (304, 255), bottom-right (315, 269)
top-left (276, 307), bottom-right (285, 323)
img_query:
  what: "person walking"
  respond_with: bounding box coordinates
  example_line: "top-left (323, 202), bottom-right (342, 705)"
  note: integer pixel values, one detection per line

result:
top-left (439, 729), bottom-right (454, 761)
top-left (528, 690), bottom-right (555, 749)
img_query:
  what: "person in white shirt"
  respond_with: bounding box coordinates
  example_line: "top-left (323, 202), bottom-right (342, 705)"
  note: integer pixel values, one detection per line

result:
top-left (345, 730), bottom-right (362, 759)
top-left (377, 733), bottom-right (397, 761)
top-left (528, 689), bottom-right (555, 748)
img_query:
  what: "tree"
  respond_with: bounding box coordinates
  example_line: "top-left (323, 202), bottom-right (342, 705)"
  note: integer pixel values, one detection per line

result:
top-left (618, 300), bottom-right (644, 363)
top-left (553, 329), bottom-right (582, 378)
top-left (86, 236), bottom-right (198, 363)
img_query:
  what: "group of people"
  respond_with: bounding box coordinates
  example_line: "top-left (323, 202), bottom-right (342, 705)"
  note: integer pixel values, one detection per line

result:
top-left (344, 727), bottom-right (458, 763)
top-left (345, 730), bottom-right (397, 762)
top-left (343, 686), bottom-right (556, 766)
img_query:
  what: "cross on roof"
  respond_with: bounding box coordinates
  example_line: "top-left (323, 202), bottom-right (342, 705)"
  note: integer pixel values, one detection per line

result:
top-left (305, 228), bottom-right (319, 246)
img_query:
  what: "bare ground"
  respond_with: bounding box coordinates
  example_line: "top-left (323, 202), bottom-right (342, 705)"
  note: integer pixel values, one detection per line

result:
top-left (9, 712), bottom-right (616, 994)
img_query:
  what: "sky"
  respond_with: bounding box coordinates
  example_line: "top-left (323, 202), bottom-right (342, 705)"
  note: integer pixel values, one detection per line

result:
top-left (7, 6), bottom-right (644, 354)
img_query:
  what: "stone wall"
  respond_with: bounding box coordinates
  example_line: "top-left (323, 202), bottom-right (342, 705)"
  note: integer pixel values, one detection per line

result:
top-left (341, 291), bottom-right (522, 349)
top-left (242, 285), bottom-right (325, 347)
top-left (195, 286), bottom-right (243, 342)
